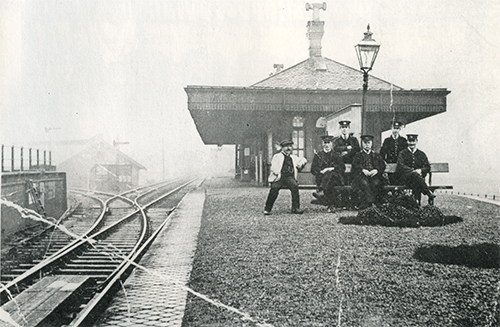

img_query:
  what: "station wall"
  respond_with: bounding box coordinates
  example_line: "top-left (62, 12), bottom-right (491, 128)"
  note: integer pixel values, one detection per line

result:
top-left (1, 171), bottom-right (67, 246)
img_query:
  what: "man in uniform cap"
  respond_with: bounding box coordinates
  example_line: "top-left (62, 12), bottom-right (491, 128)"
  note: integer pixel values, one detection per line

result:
top-left (264, 139), bottom-right (307, 215)
top-left (310, 134), bottom-right (345, 211)
top-left (396, 134), bottom-right (436, 205)
top-left (352, 135), bottom-right (386, 209)
top-left (380, 121), bottom-right (408, 184)
top-left (333, 120), bottom-right (360, 165)
top-left (333, 120), bottom-right (360, 207)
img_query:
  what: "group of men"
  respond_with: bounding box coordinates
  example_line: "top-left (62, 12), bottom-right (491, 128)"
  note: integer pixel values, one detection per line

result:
top-left (264, 120), bottom-right (436, 215)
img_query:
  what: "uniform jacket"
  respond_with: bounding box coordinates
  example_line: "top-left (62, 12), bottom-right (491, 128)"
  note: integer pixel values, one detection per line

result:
top-left (268, 152), bottom-right (307, 183)
top-left (397, 148), bottom-right (430, 178)
top-left (333, 134), bottom-right (360, 164)
top-left (352, 150), bottom-right (386, 178)
top-left (311, 150), bottom-right (345, 176)
top-left (380, 136), bottom-right (408, 163)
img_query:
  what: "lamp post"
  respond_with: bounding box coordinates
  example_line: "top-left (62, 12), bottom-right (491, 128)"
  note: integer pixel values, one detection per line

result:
top-left (355, 24), bottom-right (380, 135)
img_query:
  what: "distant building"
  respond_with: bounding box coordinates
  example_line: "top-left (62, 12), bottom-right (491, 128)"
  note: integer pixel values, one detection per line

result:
top-left (185, 6), bottom-right (450, 185)
top-left (57, 136), bottom-right (146, 192)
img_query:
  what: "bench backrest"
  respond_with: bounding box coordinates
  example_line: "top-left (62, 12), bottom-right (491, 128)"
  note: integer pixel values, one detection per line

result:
top-left (344, 163), bottom-right (449, 174)
top-left (430, 162), bottom-right (449, 173)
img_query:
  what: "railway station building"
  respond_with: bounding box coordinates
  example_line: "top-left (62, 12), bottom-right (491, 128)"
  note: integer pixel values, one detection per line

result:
top-left (57, 136), bottom-right (146, 192)
top-left (186, 7), bottom-right (450, 186)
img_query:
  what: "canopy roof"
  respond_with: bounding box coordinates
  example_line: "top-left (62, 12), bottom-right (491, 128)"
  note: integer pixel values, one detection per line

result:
top-left (186, 56), bottom-right (450, 145)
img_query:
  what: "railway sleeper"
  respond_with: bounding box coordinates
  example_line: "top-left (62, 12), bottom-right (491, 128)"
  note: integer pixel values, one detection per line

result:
top-left (0, 275), bottom-right (95, 327)
top-left (65, 264), bottom-right (119, 270)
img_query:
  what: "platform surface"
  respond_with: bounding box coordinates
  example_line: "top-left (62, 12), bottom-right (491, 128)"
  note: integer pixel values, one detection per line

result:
top-left (93, 188), bottom-right (205, 327)
top-left (90, 177), bottom-right (499, 327)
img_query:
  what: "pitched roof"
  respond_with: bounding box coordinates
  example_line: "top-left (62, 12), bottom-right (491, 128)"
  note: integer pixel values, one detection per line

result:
top-left (251, 57), bottom-right (403, 91)
top-left (57, 136), bottom-right (146, 170)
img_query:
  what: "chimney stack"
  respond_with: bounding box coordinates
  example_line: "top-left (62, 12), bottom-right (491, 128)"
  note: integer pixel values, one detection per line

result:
top-left (306, 2), bottom-right (326, 58)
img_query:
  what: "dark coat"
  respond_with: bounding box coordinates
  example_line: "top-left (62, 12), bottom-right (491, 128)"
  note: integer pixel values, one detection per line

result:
top-left (311, 150), bottom-right (346, 188)
top-left (311, 150), bottom-right (345, 176)
top-left (380, 136), bottom-right (408, 163)
top-left (352, 150), bottom-right (386, 179)
top-left (396, 148), bottom-right (430, 178)
top-left (352, 150), bottom-right (386, 208)
top-left (333, 134), bottom-right (360, 164)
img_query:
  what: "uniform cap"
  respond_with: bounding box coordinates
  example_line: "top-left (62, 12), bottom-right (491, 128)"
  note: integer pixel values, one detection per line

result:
top-left (406, 134), bottom-right (418, 141)
top-left (360, 134), bottom-right (374, 141)
top-left (320, 135), bottom-right (334, 142)
top-left (392, 121), bottom-right (404, 129)
top-left (279, 139), bottom-right (294, 147)
top-left (338, 120), bottom-right (351, 127)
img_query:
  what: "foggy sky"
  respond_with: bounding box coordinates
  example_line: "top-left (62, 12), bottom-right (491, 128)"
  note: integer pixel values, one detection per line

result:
top-left (1, 0), bottom-right (499, 191)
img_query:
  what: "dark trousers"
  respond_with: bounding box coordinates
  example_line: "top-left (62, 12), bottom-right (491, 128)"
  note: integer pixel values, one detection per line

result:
top-left (317, 171), bottom-right (344, 206)
top-left (354, 175), bottom-right (384, 208)
top-left (388, 173), bottom-right (402, 185)
top-left (404, 171), bottom-right (432, 199)
top-left (265, 176), bottom-right (300, 211)
top-left (340, 173), bottom-right (353, 207)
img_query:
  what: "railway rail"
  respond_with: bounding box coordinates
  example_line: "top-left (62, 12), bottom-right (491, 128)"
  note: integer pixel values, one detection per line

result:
top-left (0, 177), bottom-right (199, 327)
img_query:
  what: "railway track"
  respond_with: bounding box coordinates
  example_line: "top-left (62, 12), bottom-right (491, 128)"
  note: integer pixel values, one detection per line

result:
top-left (0, 177), bottom-right (199, 326)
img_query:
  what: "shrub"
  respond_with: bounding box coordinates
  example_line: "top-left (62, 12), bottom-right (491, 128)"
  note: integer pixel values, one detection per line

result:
top-left (339, 194), bottom-right (462, 228)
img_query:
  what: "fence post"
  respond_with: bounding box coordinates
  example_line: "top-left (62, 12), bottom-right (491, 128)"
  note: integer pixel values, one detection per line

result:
top-left (1, 145), bottom-right (4, 172)
top-left (43, 150), bottom-right (46, 167)
top-left (37, 149), bottom-right (40, 167)
top-left (20, 147), bottom-right (24, 171)
top-left (11, 146), bottom-right (15, 171)
top-left (29, 148), bottom-right (32, 170)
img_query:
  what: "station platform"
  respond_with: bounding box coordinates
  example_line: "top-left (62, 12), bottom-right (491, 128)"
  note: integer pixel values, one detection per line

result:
top-left (91, 176), bottom-right (499, 326)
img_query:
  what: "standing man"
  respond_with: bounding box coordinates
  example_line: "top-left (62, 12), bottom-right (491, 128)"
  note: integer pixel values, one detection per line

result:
top-left (333, 120), bottom-right (360, 207)
top-left (380, 121), bottom-right (408, 184)
top-left (264, 140), bottom-right (307, 215)
top-left (311, 135), bottom-right (345, 210)
top-left (396, 134), bottom-right (436, 205)
top-left (333, 120), bottom-right (360, 165)
top-left (352, 135), bottom-right (386, 209)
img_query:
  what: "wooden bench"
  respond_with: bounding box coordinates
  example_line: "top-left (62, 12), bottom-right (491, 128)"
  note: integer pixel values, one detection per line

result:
top-left (0, 275), bottom-right (94, 327)
top-left (300, 163), bottom-right (451, 188)
top-left (299, 163), bottom-right (452, 205)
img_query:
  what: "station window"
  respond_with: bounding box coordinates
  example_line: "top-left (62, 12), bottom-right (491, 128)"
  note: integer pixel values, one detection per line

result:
top-left (118, 175), bottom-right (132, 183)
top-left (292, 116), bottom-right (305, 157)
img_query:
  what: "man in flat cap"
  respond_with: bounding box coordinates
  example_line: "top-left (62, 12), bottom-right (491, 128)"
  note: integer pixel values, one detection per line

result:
top-left (264, 139), bottom-right (307, 215)
top-left (311, 134), bottom-right (345, 211)
top-left (352, 135), bottom-right (386, 209)
top-left (396, 134), bottom-right (436, 205)
top-left (380, 121), bottom-right (408, 184)
top-left (333, 120), bottom-right (360, 165)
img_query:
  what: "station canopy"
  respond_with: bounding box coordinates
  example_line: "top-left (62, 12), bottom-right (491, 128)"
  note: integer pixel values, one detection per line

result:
top-left (185, 56), bottom-right (450, 145)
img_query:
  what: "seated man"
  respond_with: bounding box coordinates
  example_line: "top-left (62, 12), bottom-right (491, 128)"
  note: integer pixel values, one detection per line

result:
top-left (264, 139), bottom-right (308, 215)
top-left (352, 135), bottom-right (386, 210)
top-left (396, 134), bottom-right (436, 205)
top-left (311, 135), bottom-right (345, 211)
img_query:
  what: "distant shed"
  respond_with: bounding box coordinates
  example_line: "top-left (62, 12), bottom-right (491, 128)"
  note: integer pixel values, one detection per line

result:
top-left (58, 138), bottom-right (146, 192)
